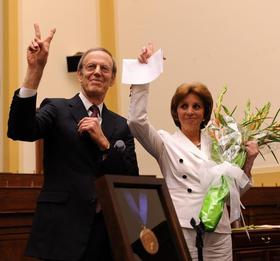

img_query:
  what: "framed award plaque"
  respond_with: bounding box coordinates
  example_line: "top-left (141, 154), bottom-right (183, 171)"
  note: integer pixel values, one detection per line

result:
top-left (95, 175), bottom-right (191, 261)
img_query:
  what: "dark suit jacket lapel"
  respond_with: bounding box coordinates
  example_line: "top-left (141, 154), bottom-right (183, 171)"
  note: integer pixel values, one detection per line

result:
top-left (67, 96), bottom-right (116, 139)
top-left (101, 104), bottom-right (116, 139)
top-left (68, 94), bottom-right (88, 123)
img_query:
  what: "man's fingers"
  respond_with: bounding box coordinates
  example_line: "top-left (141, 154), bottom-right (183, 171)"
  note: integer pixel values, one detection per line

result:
top-left (78, 117), bottom-right (99, 127)
top-left (33, 23), bottom-right (56, 44)
top-left (34, 23), bottom-right (41, 39)
top-left (28, 40), bottom-right (39, 52)
top-left (45, 28), bottom-right (56, 43)
top-left (32, 39), bottom-right (39, 48)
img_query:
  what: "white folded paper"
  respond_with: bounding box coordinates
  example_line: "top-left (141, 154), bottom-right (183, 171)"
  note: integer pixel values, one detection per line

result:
top-left (121, 48), bottom-right (164, 84)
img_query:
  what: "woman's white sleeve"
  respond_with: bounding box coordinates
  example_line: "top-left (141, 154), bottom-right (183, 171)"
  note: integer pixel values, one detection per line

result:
top-left (128, 84), bottom-right (164, 160)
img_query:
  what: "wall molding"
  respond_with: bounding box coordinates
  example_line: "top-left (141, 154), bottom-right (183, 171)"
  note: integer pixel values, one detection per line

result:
top-left (3, 0), bottom-right (19, 172)
top-left (99, 0), bottom-right (118, 112)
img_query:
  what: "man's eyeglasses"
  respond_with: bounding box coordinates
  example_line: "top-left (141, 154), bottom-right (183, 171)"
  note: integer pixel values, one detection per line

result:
top-left (83, 63), bottom-right (112, 74)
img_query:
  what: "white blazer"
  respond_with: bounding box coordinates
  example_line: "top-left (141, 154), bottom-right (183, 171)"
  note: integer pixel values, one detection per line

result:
top-left (128, 84), bottom-right (250, 233)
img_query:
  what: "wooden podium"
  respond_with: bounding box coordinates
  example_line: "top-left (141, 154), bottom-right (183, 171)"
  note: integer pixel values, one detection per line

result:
top-left (95, 175), bottom-right (191, 261)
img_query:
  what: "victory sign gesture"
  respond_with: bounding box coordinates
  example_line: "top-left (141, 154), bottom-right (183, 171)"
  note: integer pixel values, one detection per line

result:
top-left (23, 23), bottom-right (56, 89)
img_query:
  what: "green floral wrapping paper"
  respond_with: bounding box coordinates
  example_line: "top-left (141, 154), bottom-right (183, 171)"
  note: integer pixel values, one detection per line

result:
top-left (198, 160), bottom-right (247, 232)
top-left (199, 176), bottom-right (229, 232)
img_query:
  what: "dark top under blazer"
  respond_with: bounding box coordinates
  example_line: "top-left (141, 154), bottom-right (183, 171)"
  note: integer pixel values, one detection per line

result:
top-left (8, 90), bottom-right (139, 260)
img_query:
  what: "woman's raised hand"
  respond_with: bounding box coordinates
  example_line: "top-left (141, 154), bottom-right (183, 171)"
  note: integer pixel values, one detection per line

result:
top-left (138, 42), bottom-right (154, 64)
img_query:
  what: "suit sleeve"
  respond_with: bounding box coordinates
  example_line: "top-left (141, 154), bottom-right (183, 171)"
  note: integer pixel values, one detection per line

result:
top-left (8, 89), bottom-right (57, 141)
top-left (8, 89), bottom-right (39, 141)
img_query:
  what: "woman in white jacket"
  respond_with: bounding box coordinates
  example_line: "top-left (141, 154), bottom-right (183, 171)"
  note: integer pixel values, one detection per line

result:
top-left (128, 44), bottom-right (259, 261)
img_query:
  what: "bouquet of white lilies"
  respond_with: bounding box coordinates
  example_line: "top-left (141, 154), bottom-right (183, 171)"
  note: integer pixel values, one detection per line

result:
top-left (199, 86), bottom-right (280, 232)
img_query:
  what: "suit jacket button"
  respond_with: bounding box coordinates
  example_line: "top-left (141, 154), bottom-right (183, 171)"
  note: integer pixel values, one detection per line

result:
top-left (182, 175), bottom-right (187, 179)
top-left (187, 188), bottom-right (192, 193)
top-left (179, 159), bottom-right (183, 163)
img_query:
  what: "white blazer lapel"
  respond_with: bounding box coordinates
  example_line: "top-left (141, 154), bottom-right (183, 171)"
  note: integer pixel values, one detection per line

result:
top-left (175, 130), bottom-right (210, 161)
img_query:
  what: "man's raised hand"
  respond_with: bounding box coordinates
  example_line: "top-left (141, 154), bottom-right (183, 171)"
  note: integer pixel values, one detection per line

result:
top-left (27, 23), bottom-right (56, 68)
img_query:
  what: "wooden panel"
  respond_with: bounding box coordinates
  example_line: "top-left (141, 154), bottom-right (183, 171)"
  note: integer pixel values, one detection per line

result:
top-left (0, 173), bottom-right (42, 261)
top-left (240, 187), bottom-right (280, 225)
top-left (0, 236), bottom-right (38, 261)
top-left (233, 249), bottom-right (267, 261)
top-left (241, 187), bottom-right (280, 206)
top-left (0, 219), bottom-right (38, 261)
top-left (233, 187), bottom-right (280, 261)
top-left (35, 139), bottom-right (44, 174)
top-left (0, 173), bottom-right (43, 188)
top-left (269, 248), bottom-right (280, 261)
top-left (232, 229), bottom-right (280, 249)
top-left (0, 188), bottom-right (40, 213)
top-left (232, 229), bottom-right (280, 261)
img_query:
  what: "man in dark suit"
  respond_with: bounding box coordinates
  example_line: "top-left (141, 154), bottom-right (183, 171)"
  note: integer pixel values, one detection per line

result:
top-left (7, 24), bottom-right (139, 261)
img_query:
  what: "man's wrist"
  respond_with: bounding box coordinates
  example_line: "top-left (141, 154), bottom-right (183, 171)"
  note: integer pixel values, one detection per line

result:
top-left (19, 87), bottom-right (37, 98)
top-left (22, 67), bottom-right (44, 90)
top-left (100, 141), bottom-right (110, 153)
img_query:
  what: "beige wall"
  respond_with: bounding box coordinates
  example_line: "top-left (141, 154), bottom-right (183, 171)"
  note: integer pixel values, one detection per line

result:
top-left (1, 1), bottom-right (280, 183)
top-left (116, 0), bottom-right (280, 178)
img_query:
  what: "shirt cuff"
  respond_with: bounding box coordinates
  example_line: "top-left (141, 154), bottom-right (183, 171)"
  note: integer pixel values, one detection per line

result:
top-left (18, 87), bottom-right (37, 98)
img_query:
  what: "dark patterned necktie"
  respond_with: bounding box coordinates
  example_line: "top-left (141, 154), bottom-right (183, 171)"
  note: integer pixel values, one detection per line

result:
top-left (89, 105), bottom-right (100, 118)
top-left (89, 104), bottom-right (102, 213)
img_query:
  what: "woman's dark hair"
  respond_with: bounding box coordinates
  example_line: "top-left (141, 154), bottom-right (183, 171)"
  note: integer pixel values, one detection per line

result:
top-left (77, 47), bottom-right (117, 79)
top-left (170, 82), bottom-right (213, 129)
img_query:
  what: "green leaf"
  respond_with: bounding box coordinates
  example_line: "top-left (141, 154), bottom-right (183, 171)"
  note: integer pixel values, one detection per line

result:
top-left (272, 108), bottom-right (280, 125)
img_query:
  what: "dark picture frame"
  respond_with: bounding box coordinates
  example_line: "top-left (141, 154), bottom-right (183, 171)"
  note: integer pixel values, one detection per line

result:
top-left (95, 175), bottom-right (191, 261)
